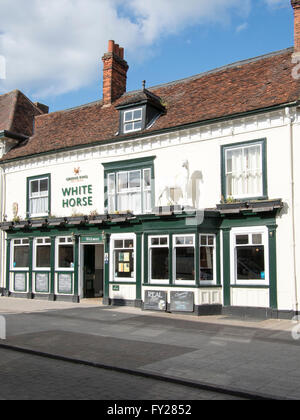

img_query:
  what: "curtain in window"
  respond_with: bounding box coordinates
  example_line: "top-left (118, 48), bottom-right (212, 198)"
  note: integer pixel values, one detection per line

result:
top-left (226, 145), bottom-right (262, 197)
top-left (30, 197), bottom-right (48, 215)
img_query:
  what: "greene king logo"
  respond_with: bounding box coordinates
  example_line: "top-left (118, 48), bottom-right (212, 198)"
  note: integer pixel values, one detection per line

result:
top-left (0, 316), bottom-right (6, 340)
top-left (0, 55), bottom-right (6, 80)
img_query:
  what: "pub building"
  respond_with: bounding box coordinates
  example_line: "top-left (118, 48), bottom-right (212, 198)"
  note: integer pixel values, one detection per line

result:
top-left (1, 1), bottom-right (300, 318)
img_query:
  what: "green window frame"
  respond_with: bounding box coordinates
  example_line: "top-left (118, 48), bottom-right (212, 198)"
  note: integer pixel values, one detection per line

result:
top-left (26, 174), bottom-right (51, 218)
top-left (221, 139), bottom-right (267, 201)
top-left (103, 156), bottom-right (156, 214)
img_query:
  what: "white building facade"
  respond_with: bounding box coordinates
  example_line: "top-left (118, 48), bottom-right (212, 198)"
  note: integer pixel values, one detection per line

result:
top-left (1, 2), bottom-right (300, 319)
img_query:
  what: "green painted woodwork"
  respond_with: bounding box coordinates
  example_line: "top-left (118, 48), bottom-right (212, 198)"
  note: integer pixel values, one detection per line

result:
top-left (104, 233), bottom-right (110, 299)
top-left (136, 233), bottom-right (142, 300)
top-left (222, 228), bottom-right (231, 306)
top-left (26, 174), bottom-right (51, 218)
top-left (5, 211), bottom-right (278, 309)
top-left (6, 239), bottom-right (11, 290)
top-left (268, 225), bottom-right (278, 309)
top-left (103, 156), bottom-right (156, 213)
top-left (74, 236), bottom-right (79, 296)
top-left (28, 237), bottom-right (33, 293)
top-left (50, 237), bottom-right (55, 294)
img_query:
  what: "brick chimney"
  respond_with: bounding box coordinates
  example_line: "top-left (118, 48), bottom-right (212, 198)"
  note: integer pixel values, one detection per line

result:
top-left (102, 40), bottom-right (129, 106)
top-left (292, 0), bottom-right (300, 54)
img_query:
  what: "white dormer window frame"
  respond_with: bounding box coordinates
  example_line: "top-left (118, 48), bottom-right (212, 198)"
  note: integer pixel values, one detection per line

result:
top-left (123, 108), bottom-right (143, 133)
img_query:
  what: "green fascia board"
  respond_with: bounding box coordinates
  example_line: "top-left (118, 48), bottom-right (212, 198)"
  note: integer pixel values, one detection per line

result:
top-left (0, 101), bottom-right (297, 165)
top-left (102, 156), bottom-right (156, 171)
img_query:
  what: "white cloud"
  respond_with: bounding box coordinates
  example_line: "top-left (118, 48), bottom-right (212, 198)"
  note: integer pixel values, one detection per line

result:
top-left (236, 22), bottom-right (249, 33)
top-left (0, 0), bottom-right (252, 98)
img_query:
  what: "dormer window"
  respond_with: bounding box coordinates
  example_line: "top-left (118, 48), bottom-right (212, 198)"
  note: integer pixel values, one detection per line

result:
top-left (116, 88), bottom-right (166, 136)
top-left (124, 108), bottom-right (143, 133)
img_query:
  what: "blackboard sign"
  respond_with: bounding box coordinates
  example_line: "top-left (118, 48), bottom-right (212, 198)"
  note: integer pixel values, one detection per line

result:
top-left (36, 273), bottom-right (49, 293)
top-left (58, 273), bottom-right (73, 294)
top-left (144, 290), bottom-right (167, 312)
top-left (14, 273), bottom-right (26, 292)
top-left (170, 291), bottom-right (194, 313)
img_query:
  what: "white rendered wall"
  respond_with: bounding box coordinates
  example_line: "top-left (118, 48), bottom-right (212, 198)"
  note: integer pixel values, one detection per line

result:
top-left (2, 108), bottom-right (299, 311)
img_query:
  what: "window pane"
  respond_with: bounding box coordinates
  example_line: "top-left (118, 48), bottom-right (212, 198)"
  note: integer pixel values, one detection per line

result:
top-left (252, 234), bottom-right (262, 245)
top-left (236, 246), bottom-right (265, 280)
top-left (30, 180), bottom-right (39, 195)
top-left (118, 173), bottom-right (128, 192)
top-left (36, 245), bottom-right (51, 268)
top-left (176, 237), bottom-right (185, 245)
top-left (200, 236), bottom-right (207, 246)
top-left (115, 240), bottom-right (123, 249)
top-left (108, 174), bottom-right (115, 193)
top-left (144, 169), bottom-right (151, 189)
top-left (176, 247), bottom-right (195, 281)
top-left (151, 238), bottom-right (159, 246)
top-left (14, 246), bottom-right (29, 268)
top-left (124, 111), bottom-right (133, 122)
top-left (208, 236), bottom-right (214, 246)
top-left (200, 247), bottom-right (214, 281)
top-left (129, 171), bottom-right (141, 189)
top-left (236, 235), bottom-right (249, 245)
top-left (151, 248), bottom-right (169, 280)
top-left (134, 121), bottom-right (142, 130)
top-left (124, 240), bottom-right (134, 249)
top-left (59, 245), bottom-right (74, 268)
top-left (185, 237), bottom-right (194, 245)
top-left (160, 237), bottom-right (168, 246)
top-left (40, 179), bottom-right (48, 193)
top-left (133, 109), bottom-right (142, 120)
top-left (23, 239), bottom-right (29, 245)
top-left (124, 122), bottom-right (133, 132)
top-left (115, 250), bottom-right (134, 278)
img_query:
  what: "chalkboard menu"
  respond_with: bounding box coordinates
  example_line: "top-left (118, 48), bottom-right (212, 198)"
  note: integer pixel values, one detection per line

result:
top-left (170, 291), bottom-right (194, 313)
top-left (14, 273), bottom-right (26, 292)
top-left (36, 273), bottom-right (49, 293)
top-left (58, 274), bottom-right (72, 294)
top-left (144, 290), bottom-right (167, 312)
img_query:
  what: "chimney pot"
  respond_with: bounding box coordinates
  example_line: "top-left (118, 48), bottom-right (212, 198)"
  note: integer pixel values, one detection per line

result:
top-left (108, 40), bottom-right (115, 53)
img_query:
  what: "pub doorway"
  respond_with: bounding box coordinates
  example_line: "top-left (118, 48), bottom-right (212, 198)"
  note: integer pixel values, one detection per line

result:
top-left (81, 244), bottom-right (104, 298)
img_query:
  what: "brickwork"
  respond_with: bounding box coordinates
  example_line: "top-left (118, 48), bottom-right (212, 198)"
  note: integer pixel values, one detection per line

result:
top-left (102, 40), bottom-right (129, 106)
top-left (292, 0), bottom-right (300, 53)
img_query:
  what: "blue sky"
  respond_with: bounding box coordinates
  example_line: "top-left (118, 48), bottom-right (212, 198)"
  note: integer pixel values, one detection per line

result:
top-left (0, 0), bottom-right (294, 112)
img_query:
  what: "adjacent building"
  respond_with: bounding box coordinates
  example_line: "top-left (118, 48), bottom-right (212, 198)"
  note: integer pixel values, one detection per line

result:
top-left (0, 1), bottom-right (300, 319)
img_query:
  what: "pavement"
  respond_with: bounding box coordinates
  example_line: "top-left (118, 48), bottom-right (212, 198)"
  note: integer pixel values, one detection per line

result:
top-left (0, 297), bottom-right (299, 400)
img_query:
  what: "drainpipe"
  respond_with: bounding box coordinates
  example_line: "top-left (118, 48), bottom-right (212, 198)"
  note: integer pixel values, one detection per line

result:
top-left (0, 162), bottom-right (5, 292)
top-left (285, 107), bottom-right (298, 314)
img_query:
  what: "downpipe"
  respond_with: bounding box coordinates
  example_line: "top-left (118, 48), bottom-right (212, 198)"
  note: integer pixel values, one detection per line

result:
top-left (285, 107), bottom-right (298, 314)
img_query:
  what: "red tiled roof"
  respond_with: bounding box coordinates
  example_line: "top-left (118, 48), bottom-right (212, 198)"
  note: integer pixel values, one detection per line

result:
top-left (0, 90), bottom-right (43, 137)
top-left (2, 48), bottom-right (299, 162)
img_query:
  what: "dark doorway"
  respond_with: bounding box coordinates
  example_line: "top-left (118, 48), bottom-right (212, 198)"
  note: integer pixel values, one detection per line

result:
top-left (83, 245), bottom-right (104, 298)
